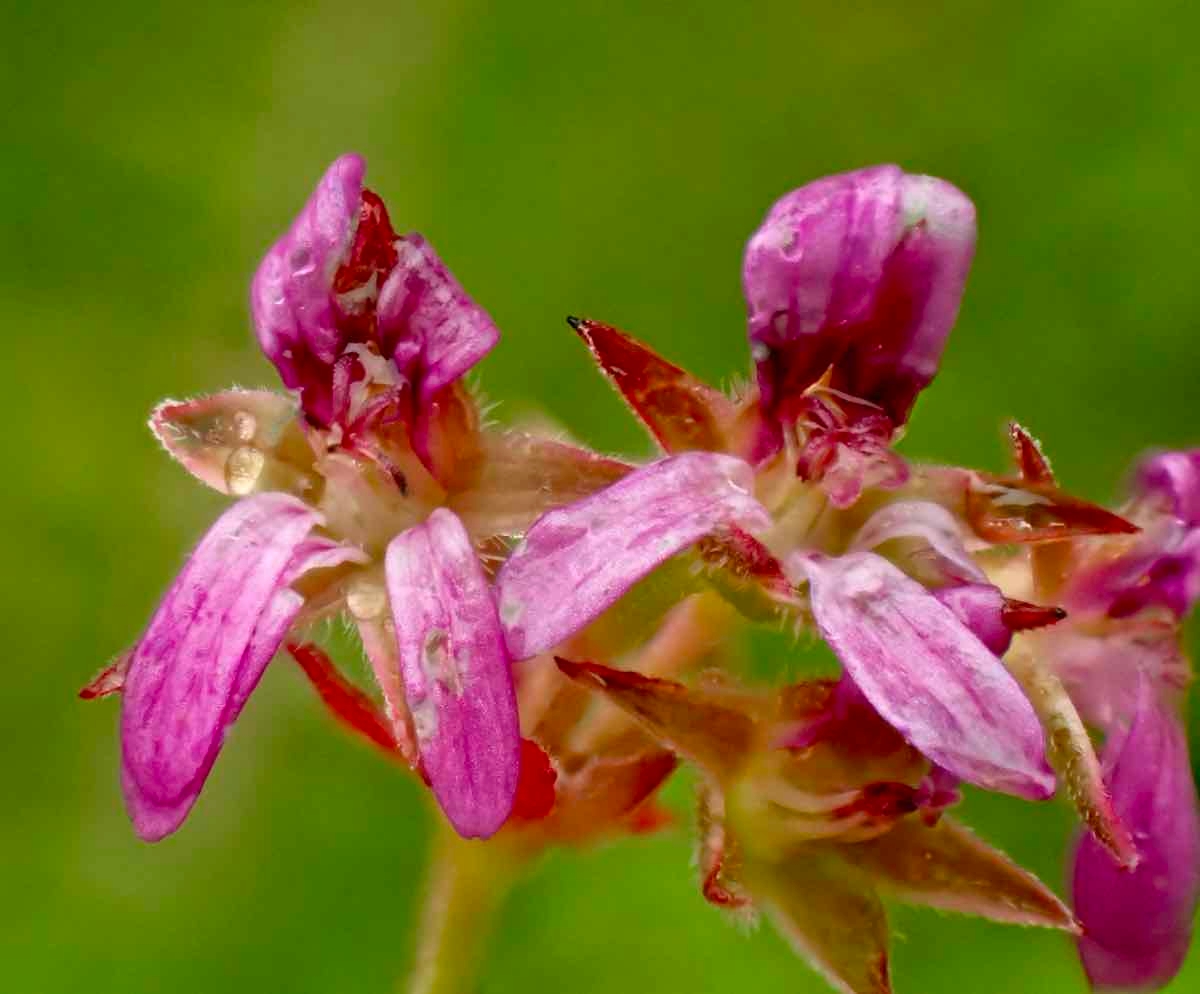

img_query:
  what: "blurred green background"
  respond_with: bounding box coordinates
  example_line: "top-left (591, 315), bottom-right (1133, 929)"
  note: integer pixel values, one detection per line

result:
top-left (5, 0), bottom-right (1198, 991)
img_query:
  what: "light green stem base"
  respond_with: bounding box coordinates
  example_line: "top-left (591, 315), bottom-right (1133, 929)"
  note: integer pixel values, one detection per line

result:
top-left (404, 826), bottom-right (521, 994)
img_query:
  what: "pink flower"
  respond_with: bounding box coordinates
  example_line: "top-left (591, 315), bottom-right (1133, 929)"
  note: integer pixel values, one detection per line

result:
top-left (90, 156), bottom-right (648, 842)
top-left (742, 166), bottom-right (976, 504)
top-left (250, 154), bottom-right (498, 455)
top-left (555, 304), bottom-right (1066, 805)
top-left (554, 657), bottom-right (1077, 994)
top-left (1035, 448), bottom-right (1200, 990)
top-left (792, 546), bottom-right (1053, 800)
top-left (118, 494), bottom-right (366, 841)
top-left (496, 452), bottom-right (772, 659)
top-left (1072, 680), bottom-right (1200, 991)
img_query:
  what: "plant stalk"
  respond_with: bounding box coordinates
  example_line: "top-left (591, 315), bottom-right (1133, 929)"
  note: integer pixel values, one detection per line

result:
top-left (404, 824), bottom-right (520, 994)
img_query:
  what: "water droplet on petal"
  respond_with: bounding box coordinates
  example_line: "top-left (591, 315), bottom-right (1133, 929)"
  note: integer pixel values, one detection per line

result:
top-left (224, 445), bottom-right (265, 496)
top-left (231, 410), bottom-right (257, 443)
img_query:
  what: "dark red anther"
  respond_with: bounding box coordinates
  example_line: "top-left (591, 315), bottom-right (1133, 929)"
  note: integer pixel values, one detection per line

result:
top-left (287, 641), bottom-right (400, 758)
top-left (510, 739), bottom-right (558, 822)
top-left (1001, 597), bottom-right (1067, 633)
top-left (333, 189), bottom-right (400, 295)
top-left (832, 781), bottom-right (920, 821)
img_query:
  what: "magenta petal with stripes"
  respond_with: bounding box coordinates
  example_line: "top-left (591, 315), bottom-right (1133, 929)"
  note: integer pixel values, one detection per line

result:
top-left (743, 165), bottom-right (975, 424)
top-left (250, 154), bottom-right (364, 382)
top-left (796, 551), bottom-right (1054, 800)
top-left (120, 493), bottom-right (362, 842)
top-left (384, 508), bottom-right (519, 839)
top-left (1072, 684), bottom-right (1200, 992)
top-left (376, 234), bottom-right (501, 404)
top-left (496, 453), bottom-right (771, 660)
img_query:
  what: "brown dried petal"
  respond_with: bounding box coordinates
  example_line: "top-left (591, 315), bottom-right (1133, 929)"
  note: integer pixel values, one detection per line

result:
top-left (568, 316), bottom-right (736, 453)
top-left (842, 816), bottom-right (1079, 931)
top-left (554, 658), bottom-right (757, 780)
top-left (744, 849), bottom-right (892, 994)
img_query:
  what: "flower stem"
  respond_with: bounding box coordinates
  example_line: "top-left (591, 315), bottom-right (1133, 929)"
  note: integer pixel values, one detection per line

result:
top-left (404, 824), bottom-right (520, 994)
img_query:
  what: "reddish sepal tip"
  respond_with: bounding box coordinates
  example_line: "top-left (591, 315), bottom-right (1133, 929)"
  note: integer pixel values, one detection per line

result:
top-left (510, 739), bottom-right (558, 822)
top-left (1001, 597), bottom-right (1068, 633)
top-left (287, 641), bottom-right (401, 757)
top-left (79, 655), bottom-right (129, 700)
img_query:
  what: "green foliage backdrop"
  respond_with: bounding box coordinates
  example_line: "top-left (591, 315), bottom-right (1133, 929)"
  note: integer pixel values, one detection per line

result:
top-left (4, 1), bottom-right (1198, 991)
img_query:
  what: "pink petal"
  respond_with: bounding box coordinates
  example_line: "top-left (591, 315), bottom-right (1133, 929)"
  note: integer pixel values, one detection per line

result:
top-left (834, 173), bottom-right (976, 425)
top-left (796, 551), bottom-right (1054, 800)
top-left (251, 155), bottom-right (364, 386)
top-left (933, 584), bottom-right (1011, 657)
top-left (744, 166), bottom-right (904, 416)
top-left (851, 500), bottom-right (986, 585)
top-left (496, 453), bottom-right (770, 659)
top-left (1135, 449), bottom-right (1200, 525)
top-left (1072, 685), bottom-right (1200, 991)
top-left (743, 166), bottom-right (975, 426)
top-left (120, 494), bottom-right (356, 841)
top-left (376, 234), bottom-right (500, 404)
top-left (384, 508), bottom-right (519, 838)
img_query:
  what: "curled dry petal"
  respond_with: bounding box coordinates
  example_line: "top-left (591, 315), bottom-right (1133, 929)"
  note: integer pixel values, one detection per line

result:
top-left (120, 494), bottom-right (361, 841)
top-left (566, 316), bottom-right (736, 453)
top-left (497, 452), bottom-right (770, 659)
top-left (1072, 685), bottom-right (1200, 991)
top-left (251, 154), bottom-right (364, 380)
top-left (843, 816), bottom-right (1078, 931)
top-left (384, 508), bottom-right (519, 838)
top-left (795, 552), bottom-right (1055, 800)
top-left (743, 165), bottom-right (975, 425)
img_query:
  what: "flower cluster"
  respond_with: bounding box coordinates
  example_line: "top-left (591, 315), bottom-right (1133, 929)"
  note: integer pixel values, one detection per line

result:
top-left (85, 157), bottom-right (1199, 994)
